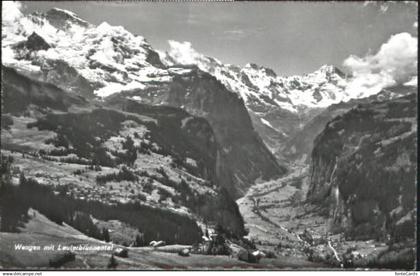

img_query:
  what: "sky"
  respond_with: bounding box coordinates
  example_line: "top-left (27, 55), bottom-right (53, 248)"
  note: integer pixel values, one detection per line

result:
top-left (15, 1), bottom-right (420, 75)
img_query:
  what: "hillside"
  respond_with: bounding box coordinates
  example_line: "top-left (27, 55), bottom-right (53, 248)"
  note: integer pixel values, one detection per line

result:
top-left (308, 93), bottom-right (416, 243)
top-left (1, 65), bottom-right (249, 242)
top-left (281, 86), bottom-right (417, 164)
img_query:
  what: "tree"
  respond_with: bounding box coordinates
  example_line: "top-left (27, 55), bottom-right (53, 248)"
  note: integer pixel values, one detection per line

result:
top-left (133, 233), bottom-right (145, 247)
top-left (122, 136), bottom-right (137, 166)
top-left (102, 227), bottom-right (110, 242)
top-left (0, 155), bottom-right (29, 232)
top-left (107, 254), bottom-right (118, 269)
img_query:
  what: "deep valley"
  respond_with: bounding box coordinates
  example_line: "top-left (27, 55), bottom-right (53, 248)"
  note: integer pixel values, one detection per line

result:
top-left (0, 2), bottom-right (417, 271)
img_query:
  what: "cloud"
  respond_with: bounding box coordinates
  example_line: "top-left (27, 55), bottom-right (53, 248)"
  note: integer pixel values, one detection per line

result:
top-left (217, 29), bottom-right (247, 41)
top-left (223, 30), bottom-right (245, 36)
top-left (167, 40), bottom-right (200, 65)
top-left (343, 32), bottom-right (418, 96)
top-left (363, 1), bottom-right (389, 12)
top-left (379, 3), bottom-right (389, 13)
top-left (363, 1), bottom-right (417, 14)
top-left (166, 40), bottom-right (219, 67)
top-left (164, 40), bottom-right (222, 73)
top-left (212, 27), bottom-right (267, 41)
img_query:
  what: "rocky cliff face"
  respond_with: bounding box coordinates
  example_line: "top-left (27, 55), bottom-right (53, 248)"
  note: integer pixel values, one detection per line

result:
top-left (114, 67), bottom-right (285, 198)
top-left (161, 42), bottom-right (352, 157)
top-left (282, 86), bottom-right (416, 164)
top-left (308, 93), bottom-right (417, 242)
top-left (2, 65), bottom-right (87, 114)
top-left (167, 70), bottom-right (286, 198)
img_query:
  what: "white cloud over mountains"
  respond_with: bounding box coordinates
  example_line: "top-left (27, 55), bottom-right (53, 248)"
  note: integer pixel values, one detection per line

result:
top-left (343, 32), bottom-right (418, 96)
top-left (167, 40), bottom-right (200, 65)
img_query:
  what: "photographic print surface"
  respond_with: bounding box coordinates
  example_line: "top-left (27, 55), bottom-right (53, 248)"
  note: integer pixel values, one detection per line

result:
top-left (0, 0), bottom-right (418, 270)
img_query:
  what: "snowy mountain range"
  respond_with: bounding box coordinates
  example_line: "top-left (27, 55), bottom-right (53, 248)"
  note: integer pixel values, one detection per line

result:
top-left (4, 7), bottom-right (406, 111)
top-left (3, 5), bottom-right (417, 160)
top-left (159, 40), bottom-right (417, 157)
top-left (161, 41), bottom-right (351, 112)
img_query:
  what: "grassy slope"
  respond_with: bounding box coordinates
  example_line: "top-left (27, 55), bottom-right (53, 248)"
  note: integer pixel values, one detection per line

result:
top-left (0, 209), bottom-right (328, 270)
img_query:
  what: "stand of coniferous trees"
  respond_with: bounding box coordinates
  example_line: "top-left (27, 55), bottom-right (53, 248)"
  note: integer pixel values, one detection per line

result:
top-left (0, 154), bottom-right (202, 245)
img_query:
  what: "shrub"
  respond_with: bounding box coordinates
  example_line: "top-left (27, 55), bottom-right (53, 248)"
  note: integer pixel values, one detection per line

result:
top-left (138, 193), bottom-right (147, 202)
top-left (156, 167), bottom-right (168, 178)
top-left (142, 180), bottom-right (154, 194)
top-left (49, 251), bottom-right (76, 268)
top-left (73, 169), bottom-right (83, 175)
top-left (158, 188), bottom-right (172, 202)
top-left (138, 170), bottom-right (150, 177)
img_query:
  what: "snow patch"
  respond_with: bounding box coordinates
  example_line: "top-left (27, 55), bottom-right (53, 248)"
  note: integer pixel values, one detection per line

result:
top-left (94, 82), bottom-right (146, 97)
top-left (260, 118), bottom-right (274, 129)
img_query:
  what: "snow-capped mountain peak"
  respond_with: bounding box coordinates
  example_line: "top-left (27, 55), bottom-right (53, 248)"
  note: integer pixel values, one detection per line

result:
top-left (44, 7), bottom-right (90, 29)
top-left (162, 40), bottom-right (350, 112)
top-left (2, 6), bottom-right (172, 98)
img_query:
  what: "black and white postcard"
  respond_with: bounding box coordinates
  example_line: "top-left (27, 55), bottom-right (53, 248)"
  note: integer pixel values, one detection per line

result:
top-left (0, 0), bottom-right (418, 272)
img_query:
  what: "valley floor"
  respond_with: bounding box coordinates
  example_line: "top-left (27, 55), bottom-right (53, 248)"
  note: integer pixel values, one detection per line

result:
top-left (237, 166), bottom-right (415, 270)
top-left (237, 165), bottom-right (325, 257)
top-left (238, 165), bottom-right (318, 243)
